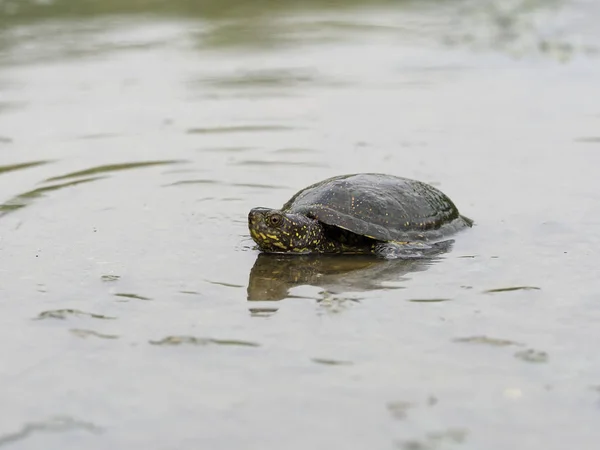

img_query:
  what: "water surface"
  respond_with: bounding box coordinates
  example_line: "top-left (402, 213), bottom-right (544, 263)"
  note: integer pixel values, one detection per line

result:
top-left (1, 0), bottom-right (600, 449)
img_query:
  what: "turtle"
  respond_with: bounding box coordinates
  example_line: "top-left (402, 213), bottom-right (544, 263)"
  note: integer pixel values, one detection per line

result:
top-left (247, 173), bottom-right (472, 256)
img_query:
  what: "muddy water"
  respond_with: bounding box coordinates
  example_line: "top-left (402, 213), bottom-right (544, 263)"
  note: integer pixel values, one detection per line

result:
top-left (1, 0), bottom-right (600, 449)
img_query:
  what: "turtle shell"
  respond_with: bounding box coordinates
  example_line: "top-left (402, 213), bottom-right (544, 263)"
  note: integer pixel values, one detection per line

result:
top-left (282, 173), bottom-right (467, 242)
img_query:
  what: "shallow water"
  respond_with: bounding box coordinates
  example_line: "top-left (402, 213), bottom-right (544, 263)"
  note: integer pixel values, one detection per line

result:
top-left (1, 0), bottom-right (600, 448)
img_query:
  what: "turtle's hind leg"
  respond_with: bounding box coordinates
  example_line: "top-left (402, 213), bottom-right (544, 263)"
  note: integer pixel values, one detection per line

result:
top-left (374, 240), bottom-right (455, 260)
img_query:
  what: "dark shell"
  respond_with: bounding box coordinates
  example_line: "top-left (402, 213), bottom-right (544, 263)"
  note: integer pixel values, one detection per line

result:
top-left (282, 173), bottom-right (470, 242)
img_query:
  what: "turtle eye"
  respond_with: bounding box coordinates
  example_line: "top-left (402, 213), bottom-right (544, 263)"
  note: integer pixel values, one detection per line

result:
top-left (269, 214), bottom-right (283, 227)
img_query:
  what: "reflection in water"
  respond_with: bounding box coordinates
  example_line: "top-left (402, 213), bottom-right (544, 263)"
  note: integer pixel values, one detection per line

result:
top-left (0, 0), bottom-right (589, 62)
top-left (0, 0), bottom-right (395, 21)
top-left (247, 241), bottom-right (453, 301)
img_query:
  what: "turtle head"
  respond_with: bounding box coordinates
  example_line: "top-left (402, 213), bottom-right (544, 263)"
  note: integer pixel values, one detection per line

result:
top-left (248, 207), bottom-right (324, 253)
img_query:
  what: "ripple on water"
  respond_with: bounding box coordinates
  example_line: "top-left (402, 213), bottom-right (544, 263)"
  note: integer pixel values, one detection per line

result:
top-left (186, 125), bottom-right (297, 134)
top-left (249, 307), bottom-right (279, 317)
top-left (311, 358), bottom-right (353, 366)
top-left (35, 309), bottom-right (116, 321)
top-left (271, 147), bottom-right (320, 155)
top-left (388, 396), bottom-right (438, 422)
top-left (113, 293), bottom-right (152, 301)
top-left (453, 336), bottom-right (523, 347)
top-left (232, 182), bottom-right (288, 189)
top-left (0, 417), bottom-right (102, 447)
top-left (0, 101), bottom-right (26, 114)
top-left (44, 160), bottom-right (185, 182)
top-left (386, 401), bottom-right (415, 421)
top-left (514, 349), bottom-right (549, 363)
top-left (74, 133), bottom-right (121, 141)
top-left (483, 286), bottom-right (541, 293)
top-left (165, 179), bottom-right (288, 190)
top-left (69, 329), bottom-right (119, 340)
top-left (100, 275), bottom-right (120, 282)
top-left (408, 298), bottom-right (452, 303)
top-left (149, 336), bottom-right (260, 347)
top-left (204, 279), bottom-right (244, 289)
top-left (165, 179), bottom-right (219, 186)
top-left (396, 428), bottom-right (469, 450)
top-left (575, 137), bottom-right (600, 144)
top-left (232, 159), bottom-right (327, 168)
top-left (197, 68), bottom-right (322, 88)
top-left (0, 160), bottom-right (51, 176)
top-left (0, 177), bottom-right (105, 217)
top-left (200, 146), bottom-right (256, 153)
top-left (316, 295), bottom-right (361, 315)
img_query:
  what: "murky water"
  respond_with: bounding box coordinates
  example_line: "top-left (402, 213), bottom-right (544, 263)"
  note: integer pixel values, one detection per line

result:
top-left (1, 0), bottom-right (600, 448)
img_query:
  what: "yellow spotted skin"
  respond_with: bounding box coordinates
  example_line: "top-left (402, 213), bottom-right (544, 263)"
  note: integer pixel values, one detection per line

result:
top-left (248, 173), bottom-right (472, 254)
